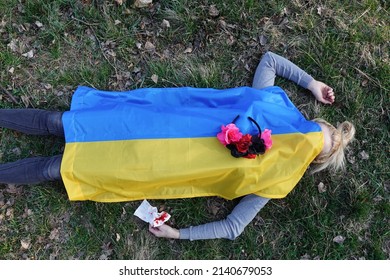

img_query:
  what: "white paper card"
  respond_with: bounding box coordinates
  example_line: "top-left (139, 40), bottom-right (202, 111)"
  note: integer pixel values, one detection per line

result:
top-left (133, 199), bottom-right (171, 227)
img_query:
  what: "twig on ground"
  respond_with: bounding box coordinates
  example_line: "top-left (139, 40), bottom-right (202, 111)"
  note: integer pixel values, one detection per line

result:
top-left (0, 84), bottom-right (19, 104)
top-left (354, 67), bottom-right (386, 90)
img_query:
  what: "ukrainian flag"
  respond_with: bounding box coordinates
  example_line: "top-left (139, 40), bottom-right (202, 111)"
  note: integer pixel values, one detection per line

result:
top-left (60, 86), bottom-right (323, 202)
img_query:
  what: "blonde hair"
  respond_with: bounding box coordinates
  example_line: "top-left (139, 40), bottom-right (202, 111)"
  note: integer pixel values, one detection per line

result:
top-left (311, 118), bottom-right (355, 173)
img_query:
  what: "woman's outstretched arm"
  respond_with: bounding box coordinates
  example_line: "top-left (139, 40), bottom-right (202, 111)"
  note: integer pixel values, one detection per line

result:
top-left (253, 51), bottom-right (335, 104)
top-left (149, 194), bottom-right (270, 240)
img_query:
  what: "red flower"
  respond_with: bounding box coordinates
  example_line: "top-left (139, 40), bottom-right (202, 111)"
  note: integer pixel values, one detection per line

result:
top-left (217, 124), bottom-right (242, 146)
top-left (261, 129), bottom-right (273, 150)
top-left (217, 116), bottom-right (272, 159)
top-left (235, 134), bottom-right (252, 153)
top-left (244, 153), bottom-right (257, 159)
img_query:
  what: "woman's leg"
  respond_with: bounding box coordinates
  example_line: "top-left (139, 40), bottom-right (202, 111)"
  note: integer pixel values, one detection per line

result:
top-left (252, 51), bottom-right (314, 89)
top-left (0, 155), bottom-right (62, 184)
top-left (0, 109), bottom-right (64, 184)
top-left (0, 109), bottom-right (64, 137)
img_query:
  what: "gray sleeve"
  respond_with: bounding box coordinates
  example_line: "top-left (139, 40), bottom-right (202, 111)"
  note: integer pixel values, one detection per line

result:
top-left (252, 51), bottom-right (314, 89)
top-left (179, 194), bottom-right (270, 241)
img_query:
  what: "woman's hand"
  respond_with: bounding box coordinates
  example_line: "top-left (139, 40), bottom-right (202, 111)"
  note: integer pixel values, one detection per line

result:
top-left (149, 224), bottom-right (180, 239)
top-left (307, 80), bottom-right (335, 104)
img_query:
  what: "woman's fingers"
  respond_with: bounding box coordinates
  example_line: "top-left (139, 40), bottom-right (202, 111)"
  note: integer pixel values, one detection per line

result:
top-left (149, 224), bottom-right (180, 239)
top-left (325, 87), bottom-right (335, 103)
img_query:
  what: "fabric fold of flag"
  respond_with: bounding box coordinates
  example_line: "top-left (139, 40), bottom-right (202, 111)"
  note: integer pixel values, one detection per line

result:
top-left (60, 86), bottom-right (323, 202)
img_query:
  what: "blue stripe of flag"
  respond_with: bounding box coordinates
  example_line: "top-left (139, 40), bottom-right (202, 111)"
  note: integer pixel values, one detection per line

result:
top-left (62, 86), bottom-right (321, 143)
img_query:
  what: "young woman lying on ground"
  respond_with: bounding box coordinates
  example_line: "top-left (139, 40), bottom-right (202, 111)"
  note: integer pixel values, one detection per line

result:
top-left (0, 52), bottom-right (355, 240)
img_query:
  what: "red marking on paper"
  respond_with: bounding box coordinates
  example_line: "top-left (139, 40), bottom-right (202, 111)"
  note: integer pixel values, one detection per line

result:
top-left (154, 212), bottom-right (169, 224)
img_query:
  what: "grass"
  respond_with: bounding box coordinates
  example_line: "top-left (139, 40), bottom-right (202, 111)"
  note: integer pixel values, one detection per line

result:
top-left (0, 0), bottom-right (389, 260)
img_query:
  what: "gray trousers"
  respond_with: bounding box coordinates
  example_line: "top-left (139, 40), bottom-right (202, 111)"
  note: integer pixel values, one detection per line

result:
top-left (0, 110), bottom-right (63, 184)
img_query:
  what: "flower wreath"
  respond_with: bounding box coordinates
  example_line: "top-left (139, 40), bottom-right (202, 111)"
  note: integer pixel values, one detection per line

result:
top-left (217, 115), bottom-right (272, 159)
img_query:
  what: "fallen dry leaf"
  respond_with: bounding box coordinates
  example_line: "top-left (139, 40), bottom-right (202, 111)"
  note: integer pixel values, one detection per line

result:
top-left (49, 228), bottom-right (60, 240)
top-left (105, 49), bottom-right (116, 57)
top-left (11, 147), bottom-right (21, 156)
top-left (209, 204), bottom-right (219, 216)
top-left (384, 181), bottom-right (390, 193)
top-left (161, 19), bottom-right (170, 29)
top-left (43, 83), bottom-right (52, 90)
top-left (22, 207), bottom-right (33, 218)
top-left (134, 0), bottom-right (152, 8)
top-left (226, 35), bottom-right (235, 46)
top-left (21, 239), bottom-right (31, 250)
top-left (209, 5), bottom-right (220, 17)
top-left (115, 0), bottom-right (124, 5)
top-left (132, 67), bottom-right (141, 74)
top-left (207, 198), bottom-right (225, 216)
top-left (6, 184), bottom-right (22, 194)
top-left (347, 154), bottom-right (356, 164)
top-left (151, 74), bottom-right (158, 84)
top-left (35, 21), bottom-right (43, 28)
top-left (100, 242), bottom-right (113, 259)
top-left (183, 47), bottom-right (192, 54)
top-left (144, 41), bottom-right (155, 51)
top-left (318, 182), bottom-right (327, 193)
top-left (333, 235), bottom-right (346, 244)
top-left (21, 95), bottom-right (30, 107)
top-left (317, 6), bottom-right (323, 16)
top-left (7, 39), bottom-right (19, 52)
top-left (22, 49), bottom-right (34, 58)
top-left (253, 215), bottom-right (265, 226)
top-left (359, 150), bottom-right (369, 160)
top-left (259, 34), bottom-right (268, 46)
